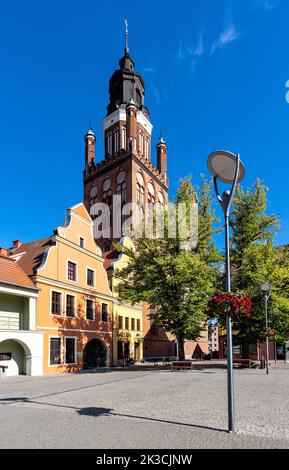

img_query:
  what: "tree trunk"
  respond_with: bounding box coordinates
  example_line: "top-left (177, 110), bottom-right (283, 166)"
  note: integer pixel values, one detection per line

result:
top-left (177, 338), bottom-right (185, 360)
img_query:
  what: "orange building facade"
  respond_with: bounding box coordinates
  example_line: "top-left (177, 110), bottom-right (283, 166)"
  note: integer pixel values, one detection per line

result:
top-left (10, 203), bottom-right (113, 374)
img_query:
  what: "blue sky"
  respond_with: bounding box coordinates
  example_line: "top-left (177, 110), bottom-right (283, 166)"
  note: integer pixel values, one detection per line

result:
top-left (0, 0), bottom-right (289, 248)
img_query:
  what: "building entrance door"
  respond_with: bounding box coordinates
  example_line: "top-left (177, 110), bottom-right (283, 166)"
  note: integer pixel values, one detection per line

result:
top-left (83, 339), bottom-right (107, 369)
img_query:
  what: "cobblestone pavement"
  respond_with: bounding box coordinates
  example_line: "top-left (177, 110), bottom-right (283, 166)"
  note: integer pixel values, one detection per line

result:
top-left (0, 364), bottom-right (289, 449)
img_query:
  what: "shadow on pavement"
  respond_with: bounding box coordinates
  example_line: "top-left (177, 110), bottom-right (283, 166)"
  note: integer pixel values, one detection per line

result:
top-left (0, 397), bottom-right (227, 434)
top-left (77, 407), bottom-right (227, 433)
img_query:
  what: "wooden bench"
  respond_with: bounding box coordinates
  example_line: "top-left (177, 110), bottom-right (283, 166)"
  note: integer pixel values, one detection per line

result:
top-left (145, 357), bottom-right (173, 366)
top-left (233, 359), bottom-right (258, 369)
top-left (171, 361), bottom-right (193, 371)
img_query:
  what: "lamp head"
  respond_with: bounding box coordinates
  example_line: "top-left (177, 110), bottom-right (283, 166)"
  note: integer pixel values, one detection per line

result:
top-left (207, 150), bottom-right (245, 184)
top-left (260, 282), bottom-right (271, 294)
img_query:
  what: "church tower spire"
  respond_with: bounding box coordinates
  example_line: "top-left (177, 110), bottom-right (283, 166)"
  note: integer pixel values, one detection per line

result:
top-left (119, 19), bottom-right (135, 72)
top-left (124, 19), bottom-right (129, 54)
top-left (83, 23), bottom-right (168, 251)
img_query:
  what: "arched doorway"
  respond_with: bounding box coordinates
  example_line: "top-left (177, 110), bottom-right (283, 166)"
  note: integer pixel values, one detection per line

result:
top-left (83, 339), bottom-right (108, 369)
top-left (0, 339), bottom-right (31, 376)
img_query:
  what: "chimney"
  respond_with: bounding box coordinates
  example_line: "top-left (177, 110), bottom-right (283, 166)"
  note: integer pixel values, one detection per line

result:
top-left (13, 240), bottom-right (22, 248)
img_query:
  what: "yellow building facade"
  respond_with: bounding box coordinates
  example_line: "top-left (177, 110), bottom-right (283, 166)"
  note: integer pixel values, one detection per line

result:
top-left (11, 203), bottom-right (114, 374)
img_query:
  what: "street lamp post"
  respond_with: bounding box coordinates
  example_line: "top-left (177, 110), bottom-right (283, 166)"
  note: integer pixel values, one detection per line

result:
top-left (260, 282), bottom-right (271, 375)
top-left (207, 150), bottom-right (246, 433)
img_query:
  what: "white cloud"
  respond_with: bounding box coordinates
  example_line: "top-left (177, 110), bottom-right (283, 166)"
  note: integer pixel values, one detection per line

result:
top-left (143, 67), bottom-right (156, 73)
top-left (149, 81), bottom-right (160, 105)
top-left (194, 33), bottom-right (205, 56)
top-left (211, 24), bottom-right (241, 53)
top-left (190, 60), bottom-right (196, 74)
top-left (253, 0), bottom-right (279, 10)
top-left (263, 0), bottom-right (278, 10)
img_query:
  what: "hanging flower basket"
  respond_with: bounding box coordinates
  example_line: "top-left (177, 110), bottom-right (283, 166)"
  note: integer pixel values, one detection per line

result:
top-left (206, 291), bottom-right (252, 323)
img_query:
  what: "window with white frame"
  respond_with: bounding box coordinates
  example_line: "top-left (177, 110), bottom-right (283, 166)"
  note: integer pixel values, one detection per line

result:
top-left (50, 337), bottom-right (62, 365)
top-left (86, 299), bottom-right (95, 320)
top-left (87, 268), bottom-right (95, 287)
top-left (51, 291), bottom-right (62, 316)
top-left (67, 261), bottom-right (77, 281)
top-left (66, 295), bottom-right (76, 317)
top-left (65, 337), bottom-right (76, 364)
top-left (101, 303), bottom-right (109, 322)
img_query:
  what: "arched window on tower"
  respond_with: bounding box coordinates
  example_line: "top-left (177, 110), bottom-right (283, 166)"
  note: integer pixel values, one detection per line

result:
top-left (145, 137), bottom-right (150, 159)
top-left (116, 171), bottom-right (127, 233)
top-left (116, 171), bottom-right (127, 207)
top-left (139, 132), bottom-right (144, 156)
top-left (89, 185), bottom-right (98, 218)
top-left (136, 172), bottom-right (145, 228)
top-left (113, 129), bottom-right (119, 154)
top-left (136, 172), bottom-right (145, 206)
top-left (121, 126), bottom-right (127, 150)
top-left (107, 132), bottom-right (112, 156)
top-left (102, 178), bottom-right (112, 238)
top-left (148, 182), bottom-right (155, 205)
top-left (158, 191), bottom-right (164, 206)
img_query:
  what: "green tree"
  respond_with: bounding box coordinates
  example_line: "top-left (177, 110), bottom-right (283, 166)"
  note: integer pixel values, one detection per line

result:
top-left (229, 180), bottom-right (289, 345)
top-left (115, 177), bottom-right (218, 360)
top-left (231, 180), bottom-right (279, 279)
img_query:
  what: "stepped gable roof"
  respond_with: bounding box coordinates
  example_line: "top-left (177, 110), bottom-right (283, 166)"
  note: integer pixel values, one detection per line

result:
top-left (9, 237), bottom-right (54, 277)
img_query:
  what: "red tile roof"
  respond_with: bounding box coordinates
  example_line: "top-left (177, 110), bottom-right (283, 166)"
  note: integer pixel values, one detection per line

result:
top-left (0, 254), bottom-right (37, 289)
top-left (9, 237), bottom-right (54, 277)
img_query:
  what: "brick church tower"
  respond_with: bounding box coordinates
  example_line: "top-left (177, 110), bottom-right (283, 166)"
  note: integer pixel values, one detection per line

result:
top-left (83, 25), bottom-right (168, 251)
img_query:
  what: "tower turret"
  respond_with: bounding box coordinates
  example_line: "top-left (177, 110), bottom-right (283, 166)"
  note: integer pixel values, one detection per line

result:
top-left (85, 128), bottom-right (96, 165)
top-left (156, 135), bottom-right (167, 180)
top-left (126, 99), bottom-right (138, 152)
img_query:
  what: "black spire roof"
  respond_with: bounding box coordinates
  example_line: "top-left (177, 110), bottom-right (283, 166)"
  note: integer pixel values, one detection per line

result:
top-left (106, 21), bottom-right (147, 116)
